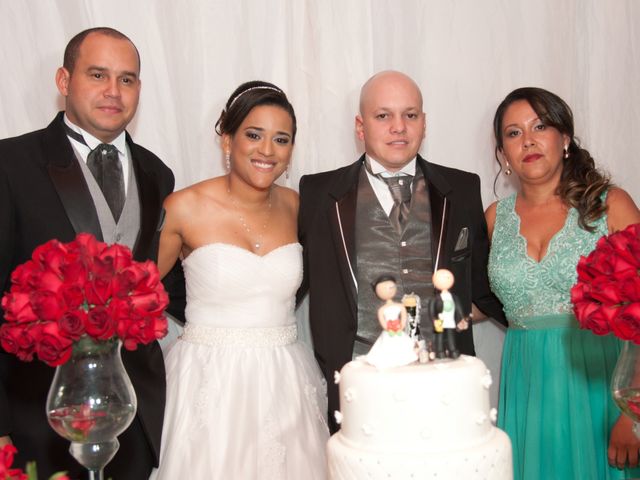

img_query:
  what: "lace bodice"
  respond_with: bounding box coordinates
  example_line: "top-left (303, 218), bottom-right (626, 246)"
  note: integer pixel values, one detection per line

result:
top-left (181, 243), bottom-right (302, 329)
top-left (488, 193), bottom-right (608, 325)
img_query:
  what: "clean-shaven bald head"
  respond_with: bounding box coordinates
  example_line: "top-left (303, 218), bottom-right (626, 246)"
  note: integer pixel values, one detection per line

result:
top-left (356, 71), bottom-right (426, 172)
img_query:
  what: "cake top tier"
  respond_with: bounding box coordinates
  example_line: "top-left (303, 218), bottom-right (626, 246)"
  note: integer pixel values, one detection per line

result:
top-left (336, 355), bottom-right (497, 451)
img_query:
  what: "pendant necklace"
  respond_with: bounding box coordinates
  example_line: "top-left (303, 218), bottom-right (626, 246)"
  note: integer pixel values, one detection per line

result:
top-left (227, 183), bottom-right (272, 251)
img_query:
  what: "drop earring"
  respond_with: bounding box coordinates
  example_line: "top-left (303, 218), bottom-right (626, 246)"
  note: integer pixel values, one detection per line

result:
top-left (563, 145), bottom-right (569, 159)
top-left (504, 160), bottom-right (512, 176)
top-left (225, 152), bottom-right (231, 172)
top-left (285, 164), bottom-right (290, 180)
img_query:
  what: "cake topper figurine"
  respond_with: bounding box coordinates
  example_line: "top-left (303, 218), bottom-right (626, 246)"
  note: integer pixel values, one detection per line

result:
top-left (427, 269), bottom-right (469, 359)
top-left (365, 275), bottom-right (418, 369)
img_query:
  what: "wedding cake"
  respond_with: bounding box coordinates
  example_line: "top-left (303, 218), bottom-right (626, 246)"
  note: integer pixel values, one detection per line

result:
top-left (327, 355), bottom-right (513, 479)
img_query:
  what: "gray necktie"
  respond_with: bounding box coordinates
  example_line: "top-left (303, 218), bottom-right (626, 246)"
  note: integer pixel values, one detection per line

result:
top-left (62, 123), bottom-right (125, 221)
top-left (87, 144), bottom-right (125, 221)
top-left (381, 175), bottom-right (412, 233)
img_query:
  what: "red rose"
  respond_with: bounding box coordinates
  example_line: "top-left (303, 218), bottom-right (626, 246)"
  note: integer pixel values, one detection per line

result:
top-left (96, 243), bottom-right (133, 274)
top-left (84, 305), bottom-right (117, 340)
top-left (575, 302), bottom-right (614, 335)
top-left (30, 290), bottom-right (65, 322)
top-left (117, 263), bottom-right (150, 292)
top-left (59, 283), bottom-right (85, 311)
top-left (33, 322), bottom-right (73, 367)
top-left (37, 269), bottom-right (65, 294)
top-left (73, 233), bottom-right (105, 265)
top-left (611, 303), bottom-right (640, 343)
top-left (0, 323), bottom-right (36, 361)
top-left (58, 309), bottom-right (86, 340)
top-left (0, 444), bottom-right (28, 480)
top-left (589, 277), bottom-right (625, 305)
top-left (608, 227), bottom-right (640, 268)
top-left (129, 291), bottom-right (169, 316)
top-left (620, 275), bottom-right (640, 303)
top-left (9, 261), bottom-right (40, 290)
top-left (84, 276), bottom-right (113, 307)
top-left (1, 291), bottom-right (37, 323)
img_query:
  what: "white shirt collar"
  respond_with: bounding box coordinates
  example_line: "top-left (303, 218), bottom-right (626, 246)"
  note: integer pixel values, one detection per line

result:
top-left (366, 154), bottom-right (416, 177)
top-left (63, 114), bottom-right (127, 155)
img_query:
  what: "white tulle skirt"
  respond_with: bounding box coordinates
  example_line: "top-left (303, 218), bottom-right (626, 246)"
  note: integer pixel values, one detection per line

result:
top-left (151, 325), bottom-right (329, 480)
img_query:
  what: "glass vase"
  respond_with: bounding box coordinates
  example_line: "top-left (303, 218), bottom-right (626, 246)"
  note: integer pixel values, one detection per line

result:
top-left (611, 340), bottom-right (640, 438)
top-left (46, 336), bottom-right (137, 480)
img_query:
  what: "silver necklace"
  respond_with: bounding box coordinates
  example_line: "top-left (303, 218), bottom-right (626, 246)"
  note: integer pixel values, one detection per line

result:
top-left (227, 185), bottom-right (272, 251)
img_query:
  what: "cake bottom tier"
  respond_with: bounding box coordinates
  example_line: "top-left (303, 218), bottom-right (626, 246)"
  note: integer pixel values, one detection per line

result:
top-left (327, 427), bottom-right (513, 480)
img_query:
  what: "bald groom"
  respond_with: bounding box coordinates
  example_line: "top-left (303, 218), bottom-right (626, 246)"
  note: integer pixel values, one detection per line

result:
top-left (298, 71), bottom-right (505, 431)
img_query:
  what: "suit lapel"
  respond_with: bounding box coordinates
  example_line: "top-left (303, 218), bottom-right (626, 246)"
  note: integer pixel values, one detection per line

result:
top-left (418, 156), bottom-right (452, 271)
top-left (45, 113), bottom-right (103, 241)
top-left (128, 137), bottom-right (161, 261)
top-left (328, 157), bottom-right (363, 320)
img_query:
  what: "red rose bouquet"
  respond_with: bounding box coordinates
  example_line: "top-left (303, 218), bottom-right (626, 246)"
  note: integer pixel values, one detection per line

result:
top-left (571, 223), bottom-right (640, 342)
top-left (0, 233), bottom-right (169, 366)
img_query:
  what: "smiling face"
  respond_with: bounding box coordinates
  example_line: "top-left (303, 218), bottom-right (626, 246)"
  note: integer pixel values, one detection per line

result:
top-left (223, 105), bottom-right (294, 190)
top-left (499, 100), bottom-right (569, 186)
top-left (356, 72), bottom-right (426, 172)
top-left (56, 32), bottom-right (141, 143)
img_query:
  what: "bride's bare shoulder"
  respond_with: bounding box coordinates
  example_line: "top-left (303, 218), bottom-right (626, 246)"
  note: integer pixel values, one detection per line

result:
top-left (164, 176), bottom-right (227, 213)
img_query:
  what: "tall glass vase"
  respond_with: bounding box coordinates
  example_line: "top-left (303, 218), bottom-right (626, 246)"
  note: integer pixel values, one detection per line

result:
top-left (611, 340), bottom-right (640, 437)
top-left (46, 336), bottom-right (137, 480)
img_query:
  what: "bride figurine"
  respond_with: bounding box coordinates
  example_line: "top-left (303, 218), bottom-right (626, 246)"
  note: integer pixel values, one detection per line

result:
top-left (365, 275), bottom-right (418, 369)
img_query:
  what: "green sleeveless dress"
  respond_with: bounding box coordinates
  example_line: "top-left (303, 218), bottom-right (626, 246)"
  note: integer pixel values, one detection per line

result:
top-left (488, 193), bottom-right (639, 480)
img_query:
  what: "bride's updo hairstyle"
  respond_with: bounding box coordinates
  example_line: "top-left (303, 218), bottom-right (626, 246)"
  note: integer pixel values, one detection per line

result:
top-left (493, 87), bottom-right (611, 232)
top-left (215, 80), bottom-right (297, 143)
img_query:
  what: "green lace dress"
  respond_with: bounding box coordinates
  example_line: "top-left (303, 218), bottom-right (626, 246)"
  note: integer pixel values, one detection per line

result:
top-left (488, 193), bottom-right (639, 480)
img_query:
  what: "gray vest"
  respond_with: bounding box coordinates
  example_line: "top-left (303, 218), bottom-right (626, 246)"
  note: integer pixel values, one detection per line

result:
top-left (75, 147), bottom-right (141, 249)
top-left (355, 166), bottom-right (434, 352)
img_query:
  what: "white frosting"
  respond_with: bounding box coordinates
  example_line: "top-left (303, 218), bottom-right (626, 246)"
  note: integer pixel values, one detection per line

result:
top-left (327, 355), bottom-right (513, 479)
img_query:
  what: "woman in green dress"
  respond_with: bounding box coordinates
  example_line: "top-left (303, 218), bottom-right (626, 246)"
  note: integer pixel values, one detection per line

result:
top-left (486, 87), bottom-right (640, 479)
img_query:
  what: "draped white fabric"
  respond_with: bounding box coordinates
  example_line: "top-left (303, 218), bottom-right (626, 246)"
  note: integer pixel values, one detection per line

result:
top-left (2, 0), bottom-right (639, 406)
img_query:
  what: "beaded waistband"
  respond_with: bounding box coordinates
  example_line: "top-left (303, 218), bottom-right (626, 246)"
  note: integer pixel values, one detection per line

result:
top-left (180, 323), bottom-right (298, 347)
top-left (508, 313), bottom-right (579, 330)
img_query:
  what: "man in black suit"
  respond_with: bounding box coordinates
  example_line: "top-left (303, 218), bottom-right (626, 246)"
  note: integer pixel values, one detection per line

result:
top-left (0, 27), bottom-right (180, 478)
top-left (298, 71), bottom-right (505, 431)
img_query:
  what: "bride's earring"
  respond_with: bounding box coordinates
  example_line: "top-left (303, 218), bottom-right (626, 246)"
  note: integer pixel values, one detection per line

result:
top-left (563, 145), bottom-right (569, 159)
top-left (225, 152), bottom-right (231, 172)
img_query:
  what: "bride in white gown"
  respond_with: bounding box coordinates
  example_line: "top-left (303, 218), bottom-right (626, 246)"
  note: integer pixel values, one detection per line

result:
top-left (151, 81), bottom-right (329, 479)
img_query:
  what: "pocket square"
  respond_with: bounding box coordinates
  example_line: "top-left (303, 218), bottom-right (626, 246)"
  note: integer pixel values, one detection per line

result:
top-left (454, 227), bottom-right (469, 251)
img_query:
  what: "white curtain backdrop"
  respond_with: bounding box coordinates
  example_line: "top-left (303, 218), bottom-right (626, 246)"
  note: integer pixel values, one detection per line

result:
top-left (2, 0), bottom-right (639, 405)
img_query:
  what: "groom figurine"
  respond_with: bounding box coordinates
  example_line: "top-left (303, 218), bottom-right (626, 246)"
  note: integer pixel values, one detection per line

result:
top-left (0, 27), bottom-right (183, 478)
top-left (298, 71), bottom-right (505, 431)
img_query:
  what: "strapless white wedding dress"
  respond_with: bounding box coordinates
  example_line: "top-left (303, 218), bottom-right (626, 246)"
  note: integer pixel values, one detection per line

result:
top-left (151, 243), bottom-right (328, 479)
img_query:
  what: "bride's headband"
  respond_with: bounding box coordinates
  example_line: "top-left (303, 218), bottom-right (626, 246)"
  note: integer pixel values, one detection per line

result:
top-left (228, 86), bottom-right (283, 108)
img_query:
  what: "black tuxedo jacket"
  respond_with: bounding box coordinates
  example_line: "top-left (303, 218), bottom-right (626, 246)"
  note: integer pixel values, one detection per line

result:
top-left (298, 155), bottom-right (505, 431)
top-left (0, 113), bottom-right (177, 475)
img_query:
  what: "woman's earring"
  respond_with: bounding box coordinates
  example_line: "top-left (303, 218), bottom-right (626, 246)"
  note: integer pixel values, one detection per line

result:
top-left (563, 145), bottom-right (569, 159)
top-left (285, 164), bottom-right (290, 180)
top-left (504, 160), bottom-right (512, 176)
top-left (225, 152), bottom-right (231, 172)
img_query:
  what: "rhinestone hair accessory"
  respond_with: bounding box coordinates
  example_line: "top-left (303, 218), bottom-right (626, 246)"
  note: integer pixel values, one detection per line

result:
top-left (228, 86), bottom-right (283, 108)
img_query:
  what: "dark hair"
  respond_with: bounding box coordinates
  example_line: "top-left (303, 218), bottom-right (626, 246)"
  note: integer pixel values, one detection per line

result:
top-left (493, 87), bottom-right (610, 231)
top-left (63, 27), bottom-right (140, 74)
top-left (215, 81), bottom-right (297, 143)
top-left (371, 274), bottom-right (397, 292)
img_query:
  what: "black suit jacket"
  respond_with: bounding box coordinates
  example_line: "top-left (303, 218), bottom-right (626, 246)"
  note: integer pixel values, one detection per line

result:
top-left (0, 113), bottom-right (178, 475)
top-left (298, 155), bottom-right (505, 431)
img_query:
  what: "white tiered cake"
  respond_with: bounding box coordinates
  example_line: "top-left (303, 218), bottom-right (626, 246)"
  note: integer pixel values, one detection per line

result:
top-left (327, 355), bottom-right (513, 479)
